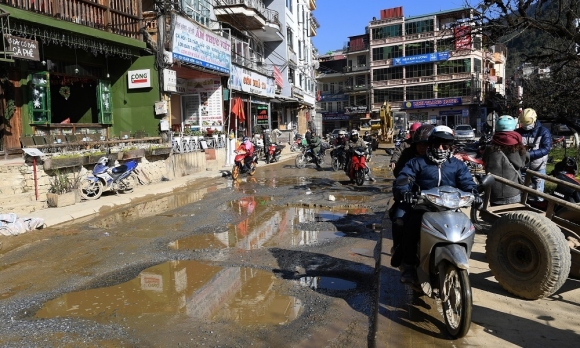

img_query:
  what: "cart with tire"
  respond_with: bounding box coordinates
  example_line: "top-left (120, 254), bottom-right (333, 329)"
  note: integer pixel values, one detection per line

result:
top-left (472, 169), bottom-right (580, 300)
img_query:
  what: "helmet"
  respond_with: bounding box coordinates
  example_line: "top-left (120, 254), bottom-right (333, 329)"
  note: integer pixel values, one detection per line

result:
top-left (554, 156), bottom-right (578, 175)
top-left (242, 136), bottom-right (249, 143)
top-left (364, 131), bottom-right (369, 136)
top-left (351, 129), bottom-right (359, 136)
top-left (496, 115), bottom-right (517, 132)
top-left (519, 108), bottom-right (537, 127)
top-left (410, 122), bottom-right (422, 132)
top-left (97, 157), bottom-right (109, 166)
top-left (428, 125), bottom-right (455, 143)
top-left (412, 124), bottom-right (435, 143)
top-left (338, 130), bottom-right (347, 136)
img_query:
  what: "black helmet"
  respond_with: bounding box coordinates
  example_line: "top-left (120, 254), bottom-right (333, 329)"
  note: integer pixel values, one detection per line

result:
top-left (364, 131), bottom-right (369, 136)
top-left (554, 156), bottom-right (578, 175)
top-left (412, 124), bottom-right (435, 143)
top-left (428, 125), bottom-right (454, 143)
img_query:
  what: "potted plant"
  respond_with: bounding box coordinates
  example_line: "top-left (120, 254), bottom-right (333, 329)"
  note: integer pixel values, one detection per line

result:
top-left (147, 144), bottom-right (172, 156)
top-left (122, 146), bottom-right (145, 159)
top-left (47, 170), bottom-right (81, 207)
top-left (43, 153), bottom-right (84, 171)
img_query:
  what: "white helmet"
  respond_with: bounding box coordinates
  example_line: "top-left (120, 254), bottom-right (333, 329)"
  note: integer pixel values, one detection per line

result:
top-left (351, 129), bottom-right (359, 136)
top-left (338, 130), bottom-right (347, 136)
top-left (519, 108), bottom-right (537, 127)
top-left (97, 157), bottom-right (109, 166)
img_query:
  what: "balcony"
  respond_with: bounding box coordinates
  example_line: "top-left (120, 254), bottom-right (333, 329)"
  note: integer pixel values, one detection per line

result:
top-left (309, 15), bottom-right (319, 37)
top-left (288, 48), bottom-right (297, 63)
top-left (345, 44), bottom-right (369, 53)
top-left (216, 0), bottom-right (281, 41)
top-left (370, 31), bottom-right (437, 47)
top-left (372, 73), bottom-right (471, 87)
top-left (3, 0), bottom-right (142, 39)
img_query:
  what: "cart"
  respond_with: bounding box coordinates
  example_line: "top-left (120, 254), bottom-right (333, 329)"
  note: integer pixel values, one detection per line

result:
top-left (471, 169), bottom-right (580, 300)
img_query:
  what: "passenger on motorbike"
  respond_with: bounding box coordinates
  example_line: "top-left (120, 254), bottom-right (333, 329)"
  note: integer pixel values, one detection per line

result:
top-left (392, 124), bottom-right (434, 177)
top-left (389, 122), bottom-right (422, 170)
top-left (344, 129), bottom-right (366, 173)
top-left (391, 125), bottom-right (480, 283)
top-left (308, 130), bottom-right (323, 168)
top-left (237, 137), bottom-right (255, 171)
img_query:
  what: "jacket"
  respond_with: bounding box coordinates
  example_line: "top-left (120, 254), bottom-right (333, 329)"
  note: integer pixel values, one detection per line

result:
top-left (393, 145), bottom-right (417, 177)
top-left (516, 121), bottom-right (551, 170)
top-left (483, 147), bottom-right (530, 204)
top-left (393, 156), bottom-right (477, 198)
top-left (390, 139), bottom-right (411, 164)
top-left (345, 137), bottom-right (366, 152)
top-left (309, 135), bottom-right (321, 148)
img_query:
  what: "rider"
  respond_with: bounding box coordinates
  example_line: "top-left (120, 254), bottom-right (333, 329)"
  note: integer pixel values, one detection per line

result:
top-left (392, 124), bottom-right (434, 177)
top-left (363, 131), bottom-right (373, 161)
top-left (344, 129), bottom-right (366, 172)
top-left (391, 125), bottom-right (480, 283)
top-left (333, 130), bottom-right (348, 147)
top-left (236, 136), bottom-right (255, 171)
top-left (308, 130), bottom-right (323, 168)
top-left (389, 122), bottom-right (422, 170)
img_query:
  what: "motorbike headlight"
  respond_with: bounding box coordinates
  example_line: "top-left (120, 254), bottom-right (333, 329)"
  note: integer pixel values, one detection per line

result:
top-left (425, 192), bottom-right (474, 209)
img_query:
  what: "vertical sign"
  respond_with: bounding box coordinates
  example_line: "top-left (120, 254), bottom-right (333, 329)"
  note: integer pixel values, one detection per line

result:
top-left (163, 69), bottom-right (177, 92)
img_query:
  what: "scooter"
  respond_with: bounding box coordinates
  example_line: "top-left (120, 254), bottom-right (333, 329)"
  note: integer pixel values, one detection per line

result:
top-left (265, 142), bottom-right (285, 163)
top-left (79, 157), bottom-right (138, 200)
top-left (290, 134), bottom-right (304, 152)
top-left (295, 146), bottom-right (326, 168)
top-left (347, 146), bottom-right (369, 186)
top-left (330, 144), bottom-right (346, 171)
top-left (393, 175), bottom-right (494, 338)
top-left (232, 149), bottom-right (258, 180)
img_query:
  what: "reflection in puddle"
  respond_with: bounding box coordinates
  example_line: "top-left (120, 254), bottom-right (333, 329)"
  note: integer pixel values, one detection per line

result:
top-left (298, 276), bottom-right (357, 291)
top-left (35, 261), bottom-right (302, 326)
top-left (90, 184), bottom-right (225, 228)
top-left (329, 194), bottom-right (373, 204)
top-left (171, 203), bottom-right (365, 250)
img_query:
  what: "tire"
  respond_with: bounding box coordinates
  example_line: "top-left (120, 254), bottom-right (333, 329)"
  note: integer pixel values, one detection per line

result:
top-left (331, 157), bottom-right (339, 171)
top-left (80, 179), bottom-right (103, 200)
top-left (265, 154), bottom-right (270, 164)
top-left (232, 165), bottom-right (240, 180)
top-left (439, 261), bottom-right (472, 338)
top-left (355, 169), bottom-right (365, 186)
top-left (470, 206), bottom-right (485, 233)
top-left (485, 211), bottom-right (571, 299)
top-left (295, 154), bottom-right (306, 169)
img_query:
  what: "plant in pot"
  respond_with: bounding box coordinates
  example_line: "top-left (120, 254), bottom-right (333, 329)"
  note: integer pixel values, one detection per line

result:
top-left (47, 170), bottom-right (81, 207)
top-left (147, 144), bottom-right (172, 156)
top-left (44, 153), bottom-right (84, 171)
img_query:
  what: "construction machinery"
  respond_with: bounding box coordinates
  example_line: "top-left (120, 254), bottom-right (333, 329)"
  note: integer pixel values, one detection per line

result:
top-left (374, 102), bottom-right (393, 142)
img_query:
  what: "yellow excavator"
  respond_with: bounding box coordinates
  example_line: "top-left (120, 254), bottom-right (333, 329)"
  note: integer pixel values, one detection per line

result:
top-left (374, 102), bottom-right (393, 142)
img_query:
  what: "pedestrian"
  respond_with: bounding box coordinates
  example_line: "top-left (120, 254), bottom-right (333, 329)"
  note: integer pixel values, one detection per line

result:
top-left (483, 115), bottom-right (530, 206)
top-left (389, 122), bottom-right (421, 170)
top-left (516, 108), bottom-right (552, 201)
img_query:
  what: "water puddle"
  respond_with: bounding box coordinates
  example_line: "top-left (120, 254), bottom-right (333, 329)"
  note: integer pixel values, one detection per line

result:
top-left (171, 205), bottom-right (364, 250)
top-left (328, 194), bottom-right (373, 204)
top-left (35, 260), bottom-right (303, 326)
top-left (298, 276), bottom-right (357, 291)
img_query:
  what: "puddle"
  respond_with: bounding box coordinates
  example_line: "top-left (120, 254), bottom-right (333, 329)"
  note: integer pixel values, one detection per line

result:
top-left (329, 194), bottom-right (373, 204)
top-left (90, 184), bottom-right (225, 228)
top-left (35, 261), bottom-right (303, 326)
top-left (171, 204), bottom-right (362, 251)
top-left (298, 276), bottom-right (357, 291)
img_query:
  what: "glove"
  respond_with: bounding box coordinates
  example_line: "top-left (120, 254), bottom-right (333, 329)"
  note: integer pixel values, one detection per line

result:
top-left (473, 194), bottom-right (483, 210)
top-left (402, 191), bottom-right (414, 204)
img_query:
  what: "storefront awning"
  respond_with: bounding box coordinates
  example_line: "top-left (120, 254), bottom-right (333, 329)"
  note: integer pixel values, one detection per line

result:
top-left (271, 96), bottom-right (298, 103)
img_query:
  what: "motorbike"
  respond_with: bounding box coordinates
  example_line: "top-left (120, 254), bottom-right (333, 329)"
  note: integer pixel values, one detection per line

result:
top-left (394, 175), bottom-right (494, 338)
top-left (330, 144), bottom-right (346, 171)
top-left (79, 157), bottom-right (138, 200)
top-left (454, 150), bottom-right (485, 174)
top-left (265, 142), bottom-right (285, 163)
top-left (295, 146), bottom-right (326, 168)
top-left (290, 134), bottom-right (304, 152)
top-left (232, 149), bottom-right (258, 180)
top-left (348, 146), bottom-right (369, 186)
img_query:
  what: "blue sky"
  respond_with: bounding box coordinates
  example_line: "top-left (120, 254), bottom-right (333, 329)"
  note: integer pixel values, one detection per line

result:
top-left (311, 0), bottom-right (473, 54)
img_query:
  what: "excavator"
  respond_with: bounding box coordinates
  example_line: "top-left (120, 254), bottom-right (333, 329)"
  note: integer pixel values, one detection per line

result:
top-left (373, 102), bottom-right (393, 142)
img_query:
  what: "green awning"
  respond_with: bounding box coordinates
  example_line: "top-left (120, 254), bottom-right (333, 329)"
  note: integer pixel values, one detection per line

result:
top-left (0, 4), bottom-right (146, 49)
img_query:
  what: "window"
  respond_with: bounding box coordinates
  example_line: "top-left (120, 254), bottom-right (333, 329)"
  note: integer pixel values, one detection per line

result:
top-left (372, 45), bottom-right (403, 61)
top-left (298, 40), bottom-right (303, 60)
top-left (288, 67), bottom-right (295, 84)
top-left (373, 67), bottom-right (403, 81)
top-left (405, 63), bottom-right (434, 78)
top-left (437, 81), bottom-right (472, 98)
top-left (474, 58), bottom-right (481, 73)
top-left (371, 24), bottom-right (402, 40)
top-left (355, 95), bottom-right (367, 106)
top-left (330, 82), bottom-right (335, 94)
top-left (357, 55), bottom-right (366, 67)
top-left (374, 88), bottom-right (404, 103)
top-left (436, 37), bottom-right (455, 52)
top-left (320, 102), bottom-right (327, 111)
top-left (405, 41), bottom-right (434, 56)
top-left (406, 85), bottom-right (434, 100)
top-left (327, 102), bottom-right (333, 112)
top-left (286, 0), bottom-right (293, 13)
top-left (405, 19), bottom-right (434, 35)
top-left (437, 59), bottom-right (471, 75)
top-left (336, 101), bottom-right (342, 112)
top-left (355, 75), bottom-right (366, 88)
top-left (181, 0), bottom-right (211, 27)
top-left (287, 27), bottom-right (294, 50)
top-left (322, 83), bottom-right (329, 92)
top-left (299, 73), bottom-right (304, 88)
top-left (338, 81), bottom-right (344, 92)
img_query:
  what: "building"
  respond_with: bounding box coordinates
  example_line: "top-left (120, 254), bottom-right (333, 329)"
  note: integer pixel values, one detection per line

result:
top-left (316, 50), bottom-right (349, 134)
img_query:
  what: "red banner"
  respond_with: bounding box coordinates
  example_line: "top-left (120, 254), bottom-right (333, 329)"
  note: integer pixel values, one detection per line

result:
top-left (273, 66), bottom-right (284, 88)
top-left (454, 26), bottom-right (472, 51)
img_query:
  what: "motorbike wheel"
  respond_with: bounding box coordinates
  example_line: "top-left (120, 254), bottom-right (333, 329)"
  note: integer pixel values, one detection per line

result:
top-left (232, 165), bottom-right (240, 180)
top-left (355, 169), bottom-right (365, 186)
top-left (249, 163), bottom-right (256, 176)
top-left (438, 261), bottom-right (472, 338)
top-left (295, 154), bottom-right (306, 169)
top-left (80, 179), bottom-right (103, 200)
top-left (331, 157), bottom-right (340, 171)
top-left (265, 154), bottom-right (270, 164)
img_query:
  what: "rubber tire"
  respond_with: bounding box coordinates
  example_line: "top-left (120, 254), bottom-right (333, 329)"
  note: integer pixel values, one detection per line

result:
top-left (439, 261), bottom-right (472, 338)
top-left (331, 157), bottom-right (339, 171)
top-left (232, 165), bottom-right (240, 180)
top-left (295, 155), bottom-right (306, 169)
top-left (290, 144), bottom-right (298, 152)
top-left (470, 206), bottom-right (485, 233)
top-left (265, 154), bottom-right (270, 164)
top-left (355, 169), bottom-right (365, 186)
top-left (80, 180), bottom-right (103, 200)
top-left (485, 211), bottom-right (571, 299)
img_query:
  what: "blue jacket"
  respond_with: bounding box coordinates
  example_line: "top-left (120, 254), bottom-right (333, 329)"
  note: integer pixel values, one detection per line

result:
top-left (516, 121), bottom-right (551, 170)
top-left (393, 156), bottom-right (477, 197)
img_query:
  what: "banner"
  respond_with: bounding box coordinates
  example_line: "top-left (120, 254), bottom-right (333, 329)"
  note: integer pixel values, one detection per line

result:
top-left (402, 97), bottom-right (462, 109)
top-left (230, 65), bottom-right (275, 98)
top-left (273, 66), bottom-right (284, 88)
top-left (393, 52), bottom-right (450, 66)
top-left (454, 26), bottom-right (472, 51)
top-left (178, 78), bottom-right (223, 127)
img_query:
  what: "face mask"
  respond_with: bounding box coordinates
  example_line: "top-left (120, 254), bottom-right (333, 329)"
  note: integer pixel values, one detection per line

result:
top-left (523, 124), bottom-right (534, 130)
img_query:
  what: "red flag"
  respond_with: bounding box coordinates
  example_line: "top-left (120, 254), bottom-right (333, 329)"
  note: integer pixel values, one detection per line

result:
top-left (233, 97), bottom-right (245, 122)
top-left (316, 91), bottom-right (321, 102)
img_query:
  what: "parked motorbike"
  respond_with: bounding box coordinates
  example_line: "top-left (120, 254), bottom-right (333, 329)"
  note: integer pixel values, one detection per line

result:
top-left (232, 149), bottom-right (258, 180)
top-left (295, 146), bottom-right (326, 168)
top-left (330, 144), bottom-right (346, 171)
top-left (80, 157), bottom-right (138, 200)
top-left (265, 142), bottom-right (285, 163)
top-left (394, 175), bottom-right (494, 338)
top-left (348, 146), bottom-right (369, 186)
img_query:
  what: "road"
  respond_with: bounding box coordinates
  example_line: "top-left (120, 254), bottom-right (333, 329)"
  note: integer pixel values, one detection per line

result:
top-left (0, 148), bottom-right (579, 347)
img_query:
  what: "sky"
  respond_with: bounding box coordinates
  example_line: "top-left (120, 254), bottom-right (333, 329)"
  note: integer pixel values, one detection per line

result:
top-left (311, 0), bottom-right (474, 55)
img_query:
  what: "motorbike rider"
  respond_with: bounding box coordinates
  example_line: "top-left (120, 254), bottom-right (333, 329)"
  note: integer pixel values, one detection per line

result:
top-left (363, 131), bottom-right (374, 161)
top-left (308, 130), bottom-right (323, 168)
top-left (516, 108), bottom-right (552, 201)
top-left (236, 137), bottom-right (255, 171)
top-left (334, 130), bottom-right (348, 147)
top-left (344, 129), bottom-right (375, 181)
top-left (392, 124), bottom-right (434, 177)
top-left (389, 122), bottom-right (422, 170)
top-left (391, 125), bottom-right (481, 283)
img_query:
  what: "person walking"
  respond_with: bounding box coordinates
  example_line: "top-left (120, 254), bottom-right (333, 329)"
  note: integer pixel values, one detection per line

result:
top-left (516, 108), bottom-right (551, 201)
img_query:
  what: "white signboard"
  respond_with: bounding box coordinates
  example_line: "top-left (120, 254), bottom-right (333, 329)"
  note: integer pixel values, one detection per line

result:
top-left (163, 69), bottom-right (177, 92)
top-left (178, 78), bottom-right (223, 128)
top-left (171, 14), bottom-right (231, 74)
top-left (230, 65), bottom-right (275, 98)
top-left (128, 69), bottom-right (151, 89)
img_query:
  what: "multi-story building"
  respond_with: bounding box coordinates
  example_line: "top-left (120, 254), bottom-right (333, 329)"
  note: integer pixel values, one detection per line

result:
top-left (316, 50), bottom-right (349, 134)
top-left (343, 33), bottom-right (372, 130)
top-left (368, 6), bottom-right (506, 130)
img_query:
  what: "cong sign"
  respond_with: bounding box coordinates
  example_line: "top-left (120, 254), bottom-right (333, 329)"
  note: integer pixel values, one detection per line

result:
top-left (128, 69), bottom-right (151, 89)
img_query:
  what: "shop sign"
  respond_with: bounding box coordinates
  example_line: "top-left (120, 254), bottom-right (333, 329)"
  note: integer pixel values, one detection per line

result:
top-left (140, 272), bottom-right (163, 292)
top-left (5, 35), bottom-right (39, 61)
top-left (322, 112), bottom-right (349, 121)
top-left (230, 65), bottom-right (275, 98)
top-left (163, 69), bottom-right (177, 92)
top-left (393, 52), bottom-right (450, 66)
top-left (402, 97), bottom-right (462, 109)
top-left (155, 100), bottom-right (168, 115)
top-left (345, 106), bottom-right (367, 114)
top-left (179, 78), bottom-right (223, 128)
top-left (256, 105), bottom-right (269, 125)
top-left (128, 69), bottom-right (151, 89)
top-left (454, 26), bottom-right (472, 50)
top-left (439, 109), bottom-right (463, 116)
top-left (171, 14), bottom-right (231, 74)
top-left (320, 94), bottom-right (347, 102)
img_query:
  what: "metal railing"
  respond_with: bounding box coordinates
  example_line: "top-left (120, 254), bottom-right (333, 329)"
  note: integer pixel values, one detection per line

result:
top-left (171, 134), bottom-right (226, 154)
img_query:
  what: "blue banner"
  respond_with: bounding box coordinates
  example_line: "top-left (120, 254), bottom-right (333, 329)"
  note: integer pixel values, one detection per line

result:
top-left (402, 97), bottom-right (462, 109)
top-left (393, 51), bottom-right (450, 66)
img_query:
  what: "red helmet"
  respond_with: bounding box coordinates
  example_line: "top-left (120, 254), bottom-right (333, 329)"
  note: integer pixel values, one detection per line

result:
top-left (410, 122), bottom-right (422, 132)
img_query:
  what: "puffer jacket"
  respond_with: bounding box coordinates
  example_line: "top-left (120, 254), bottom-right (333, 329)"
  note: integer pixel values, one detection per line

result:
top-left (483, 147), bottom-right (530, 204)
top-left (393, 155), bottom-right (477, 197)
top-left (516, 121), bottom-right (551, 171)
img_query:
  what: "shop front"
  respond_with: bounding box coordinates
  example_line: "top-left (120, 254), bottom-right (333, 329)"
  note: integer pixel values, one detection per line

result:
top-left (345, 106), bottom-right (369, 130)
top-left (401, 97), bottom-right (469, 127)
top-left (321, 112), bottom-right (349, 134)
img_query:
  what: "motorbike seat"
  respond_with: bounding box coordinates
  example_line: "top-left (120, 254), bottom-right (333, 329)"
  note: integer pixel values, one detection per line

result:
top-left (112, 165), bottom-right (128, 174)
